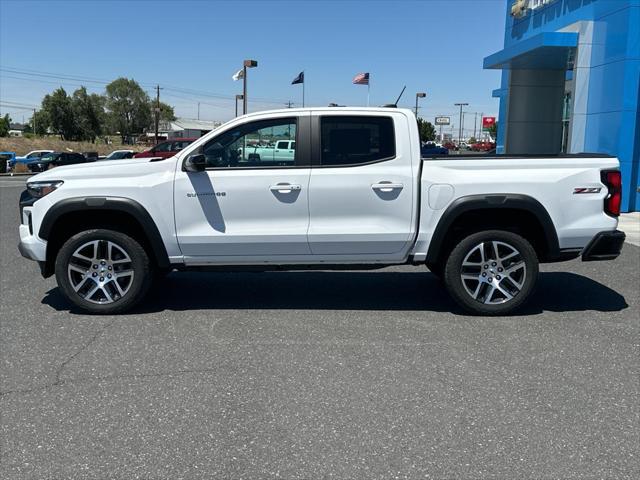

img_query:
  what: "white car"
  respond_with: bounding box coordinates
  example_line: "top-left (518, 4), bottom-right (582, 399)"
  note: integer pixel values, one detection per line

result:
top-left (102, 150), bottom-right (135, 160)
top-left (18, 108), bottom-right (625, 315)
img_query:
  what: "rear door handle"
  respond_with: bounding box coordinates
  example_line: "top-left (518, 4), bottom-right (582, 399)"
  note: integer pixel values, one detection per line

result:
top-left (270, 183), bottom-right (301, 193)
top-left (372, 182), bottom-right (404, 192)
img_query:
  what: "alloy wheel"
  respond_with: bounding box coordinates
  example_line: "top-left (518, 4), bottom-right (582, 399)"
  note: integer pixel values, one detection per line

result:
top-left (67, 240), bottom-right (134, 304)
top-left (460, 240), bottom-right (526, 305)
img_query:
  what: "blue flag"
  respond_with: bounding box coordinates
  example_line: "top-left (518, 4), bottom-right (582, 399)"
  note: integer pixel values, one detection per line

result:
top-left (291, 71), bottom-right (304, 85)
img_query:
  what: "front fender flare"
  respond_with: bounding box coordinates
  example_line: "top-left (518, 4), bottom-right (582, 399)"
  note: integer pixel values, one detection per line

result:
top-left (39, 196), bottom-right (170, 269)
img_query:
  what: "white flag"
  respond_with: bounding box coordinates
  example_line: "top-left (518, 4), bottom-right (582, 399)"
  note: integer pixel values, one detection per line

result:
top-left (232, 69), bottom-right (244, 81)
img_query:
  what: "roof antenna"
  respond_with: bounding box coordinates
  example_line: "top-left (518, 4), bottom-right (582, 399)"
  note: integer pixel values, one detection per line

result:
top-left (383, 85), bottom-right (406, 108)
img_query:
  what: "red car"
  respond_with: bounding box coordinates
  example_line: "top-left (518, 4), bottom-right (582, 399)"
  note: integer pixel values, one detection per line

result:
top-left (133, 138), bottom-right (197, 159)
top-left (470, 141), bottom-right (496, 152)
top-left (442, 141), bottom-right (458, 151)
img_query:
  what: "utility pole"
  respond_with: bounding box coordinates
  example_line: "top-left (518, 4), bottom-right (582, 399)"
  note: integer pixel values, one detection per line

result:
top-left (197, 102), bottom-right (200, 120)
top-left (285, 101), bottom-right (294, 108)
top-left (454, 103), bottom-right (468, 145)
top-left (473, 112), bottom-right (478, 139)
top-left (33, 109), bottom-right (36, 136)
top-left (154, 85), bottom-right (162, 145)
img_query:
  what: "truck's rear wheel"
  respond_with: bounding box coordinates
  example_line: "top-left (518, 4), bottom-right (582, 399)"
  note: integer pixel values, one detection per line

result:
top-left (55, 229), bottom-right (151, 314)
top-left (443, 230), bottom-right (538, 315)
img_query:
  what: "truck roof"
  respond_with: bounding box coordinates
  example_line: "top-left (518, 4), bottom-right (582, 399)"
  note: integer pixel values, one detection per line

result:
top-left (239, 106), bottom-right (415, 118)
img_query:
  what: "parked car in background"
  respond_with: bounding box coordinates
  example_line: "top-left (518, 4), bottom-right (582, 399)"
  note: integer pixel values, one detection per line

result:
top-left (471, 141), bottom-right (496, 152)
top-left (8, 150), bottom-right (54, 169)
top-left (27, 152), bottom-right (92, 172)
top-left (442, 141), bottom-right (458, 151)
top-left (239, 140), bottom-right (297, 164)
top-left (133, 138), bottom-right (196, 159)
top-left (421, 142), bottom-right (448, 156)
top-left (0, 152), bottom-right (16, 173)
top-left (82, 151), bottom-right (99, 161)
top-left (101, 150), bottom-right (135, 160)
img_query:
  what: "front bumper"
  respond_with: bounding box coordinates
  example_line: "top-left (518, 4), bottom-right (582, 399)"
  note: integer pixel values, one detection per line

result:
top-left (582, 230), bottom-right (626, 261)
top-left (18, 224), bottom-right (47, 262)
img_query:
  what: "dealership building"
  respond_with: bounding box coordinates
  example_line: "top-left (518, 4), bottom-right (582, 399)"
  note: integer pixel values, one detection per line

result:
top-left (484, 0), bottom-right (639, 212)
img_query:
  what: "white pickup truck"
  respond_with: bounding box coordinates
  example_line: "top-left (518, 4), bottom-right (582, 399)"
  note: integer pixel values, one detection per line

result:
top-left (18, 107), bottom-right (625, 315)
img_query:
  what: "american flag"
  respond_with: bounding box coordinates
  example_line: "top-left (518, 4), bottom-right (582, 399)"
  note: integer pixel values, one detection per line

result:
top-left (353, 72), bottom-right (369, 85)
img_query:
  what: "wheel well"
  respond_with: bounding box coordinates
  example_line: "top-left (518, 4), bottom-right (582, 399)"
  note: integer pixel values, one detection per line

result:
top-left (428, 208), bottom-right (552, 268)
top-left (42, 210), bottom-right (160, 277)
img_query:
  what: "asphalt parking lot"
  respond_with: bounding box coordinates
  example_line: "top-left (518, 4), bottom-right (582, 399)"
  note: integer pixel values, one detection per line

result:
top-left (1, 176), bottom-right (638, 479)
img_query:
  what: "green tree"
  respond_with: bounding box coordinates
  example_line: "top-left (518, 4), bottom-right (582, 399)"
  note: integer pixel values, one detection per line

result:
top-left (488, 121), bottom-right (498, 140)
top-left (72, 86), bottom-right (105, 142)
top-left (0, 114), bottom-right (10, 137)
top-left (105, 78), bottom-right (151, 142)
top-left (41, 87), bottom-right (76, 140)
top-left (416, 117), bottom-right (436, 142)
top-left (31, 110), bottom-right (50, 135)
top-left (156, 101), bottom-right (176, 122)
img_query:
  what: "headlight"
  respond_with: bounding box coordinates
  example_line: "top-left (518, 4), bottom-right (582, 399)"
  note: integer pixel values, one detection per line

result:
top-left (26, 181), bottom-right (64, 198)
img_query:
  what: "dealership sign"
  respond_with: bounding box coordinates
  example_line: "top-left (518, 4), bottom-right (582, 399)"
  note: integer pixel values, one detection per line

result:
top-left (482, 116), bottom-right (496, 131)
top-left (511, 0), bottom-right (557, 18)
top-left (435, 116), bottom-right (450, 126)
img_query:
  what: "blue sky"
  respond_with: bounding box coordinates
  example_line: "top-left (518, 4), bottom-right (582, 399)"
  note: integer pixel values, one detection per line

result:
top-left (0, 0), bottom-right (507, 133)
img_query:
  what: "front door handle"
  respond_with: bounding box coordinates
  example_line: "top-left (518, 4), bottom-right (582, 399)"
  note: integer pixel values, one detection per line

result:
top-left (270, 183), bottom-right (301, 193)
top-left (372, 182), bottom-right (404, 192)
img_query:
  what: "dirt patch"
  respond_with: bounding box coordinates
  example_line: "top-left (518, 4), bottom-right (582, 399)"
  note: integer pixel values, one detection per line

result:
top-left (0, 136), bottom-right (144, 156)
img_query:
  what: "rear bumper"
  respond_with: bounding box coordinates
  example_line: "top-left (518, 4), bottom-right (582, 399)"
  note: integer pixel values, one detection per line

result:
top-left (582, 230), bottom-right (625, 261)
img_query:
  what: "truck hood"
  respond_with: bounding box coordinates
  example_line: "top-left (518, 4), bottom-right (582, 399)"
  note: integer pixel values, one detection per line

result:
top-left (29, 157), bottom-right (176, 183)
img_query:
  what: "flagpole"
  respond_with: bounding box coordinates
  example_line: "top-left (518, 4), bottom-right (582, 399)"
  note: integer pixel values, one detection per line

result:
top-left (302, 70), bottom-right (305, 108)
top-left (367, 75), bottom-right (370, 107)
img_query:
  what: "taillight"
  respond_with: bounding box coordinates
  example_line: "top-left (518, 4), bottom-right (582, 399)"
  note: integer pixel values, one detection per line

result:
top-left (601, 170), bottom-right (622, 216)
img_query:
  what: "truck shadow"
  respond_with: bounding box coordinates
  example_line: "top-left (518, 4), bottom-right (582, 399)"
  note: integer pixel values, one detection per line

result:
top-left (42, 271), bottom-right (628, 316)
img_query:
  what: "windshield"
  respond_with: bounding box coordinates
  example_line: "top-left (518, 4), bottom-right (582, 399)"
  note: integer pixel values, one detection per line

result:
top-left (106, 151), bottom-right (129, 159)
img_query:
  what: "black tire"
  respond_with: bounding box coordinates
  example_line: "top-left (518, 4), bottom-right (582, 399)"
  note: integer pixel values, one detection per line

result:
top-left (443, 230), bottom-right (538, 315)
top-left (55, 229), bottom-right (152, 314)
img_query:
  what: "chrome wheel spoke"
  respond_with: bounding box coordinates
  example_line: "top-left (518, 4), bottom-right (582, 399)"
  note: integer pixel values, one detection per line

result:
top-left (72, 277), bottom-right (90, 292)
top-left (115, 269), bottom-right (133, 279)
top-left (84, 283), bottom-right (100, 300)
top-left (68, 264), bottom-right (88, 276)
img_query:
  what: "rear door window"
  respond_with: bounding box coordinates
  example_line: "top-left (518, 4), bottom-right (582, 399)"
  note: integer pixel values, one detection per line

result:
top-left (320, 116), bottom-right (395, 166)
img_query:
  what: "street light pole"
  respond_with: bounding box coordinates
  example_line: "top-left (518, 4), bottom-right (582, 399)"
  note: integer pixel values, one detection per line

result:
top-left (415, 92), bottom-right (426, 118)
top-left (242, 59), bottom-right (258, 115)
top-left (235, 95), bottom-right (243, 118)
top-left (454, 102), bottom-right (468, 145)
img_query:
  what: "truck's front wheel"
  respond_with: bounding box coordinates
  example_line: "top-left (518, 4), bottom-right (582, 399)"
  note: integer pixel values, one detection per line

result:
top-left (443, 230), bottom-right (538, 315)
top-left (55, 229), bottom-right (152, 314)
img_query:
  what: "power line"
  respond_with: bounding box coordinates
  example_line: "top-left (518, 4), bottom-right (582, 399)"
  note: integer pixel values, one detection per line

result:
top-left (1, 66), bottom-right (289, 106)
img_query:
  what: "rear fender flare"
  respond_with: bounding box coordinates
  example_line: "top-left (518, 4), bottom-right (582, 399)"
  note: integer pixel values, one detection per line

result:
top-left (425, 194), bottom-right (559, 264)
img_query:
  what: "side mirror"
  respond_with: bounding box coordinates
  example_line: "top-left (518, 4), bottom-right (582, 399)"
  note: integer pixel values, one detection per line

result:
top-left (184, 153), bottom-right (207, 172)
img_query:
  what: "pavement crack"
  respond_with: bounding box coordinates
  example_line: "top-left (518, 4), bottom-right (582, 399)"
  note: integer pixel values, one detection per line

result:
top-left (0, 319), bottom-right (115, 398)
top-left (53, 319), bottom-right (116, 386)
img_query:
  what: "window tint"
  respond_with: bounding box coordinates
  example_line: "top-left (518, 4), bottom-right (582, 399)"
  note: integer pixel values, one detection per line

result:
top-left (320, 116), bottom-right (395, 166)
top-left (202, 118), bottom-right (297, 168)
top-left (153, 141), bottom-right (172, 153)
top-left (172, 141), bottom-right (192, 152)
